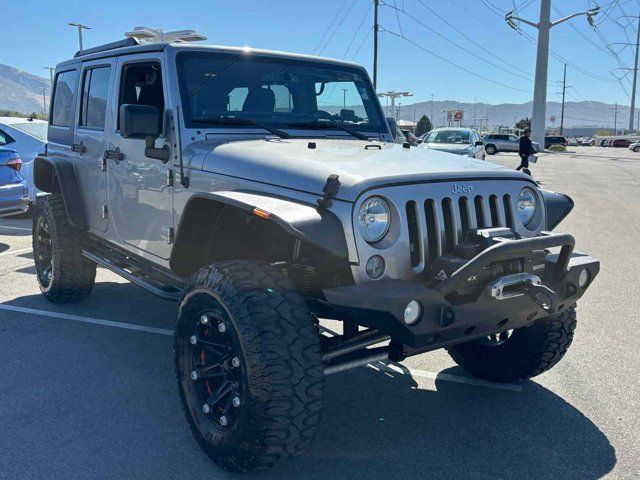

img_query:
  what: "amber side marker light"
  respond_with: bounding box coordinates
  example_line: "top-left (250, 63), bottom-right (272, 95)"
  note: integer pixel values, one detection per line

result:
top-left (252, 208), bottom-right (271, 219)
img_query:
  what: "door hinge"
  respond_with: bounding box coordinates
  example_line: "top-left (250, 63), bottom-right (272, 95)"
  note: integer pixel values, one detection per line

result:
top-left (166, 169), bottom-right (174, 187)
top-left (99, 157), bottom-right (107, 172)
top-left (160, 226), bottom-right (174, 244)
top-left (101, 205), bottom-right (108, 220)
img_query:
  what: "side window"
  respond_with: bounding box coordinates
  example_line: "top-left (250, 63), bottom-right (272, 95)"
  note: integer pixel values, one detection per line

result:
top-left (0, 129), bottom-right (15, 146)
top-left (118, 62), bottom-right (164, 131)
top-left (79, 66), bottom-right (111, 130)
top-left (227, 85), bottom-right (292, 113)
top-left (51, 70), bottom-right (78, 127)
top-left (509, 135), bottom-right (518, 141)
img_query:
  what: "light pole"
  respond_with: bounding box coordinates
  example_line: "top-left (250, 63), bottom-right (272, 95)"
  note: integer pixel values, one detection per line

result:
top-left (506, 3), bottom-right (599, 149)
top-left (42, 88), bottom-right (47, 115)
top-left (342, 88), bottom-right (347, 109)
top-left (43, 67), bottom-right (55, 85)
top-left (68, 22), bottom-right (91, 51)
top-left (377, 91), bottom-right (413, 119)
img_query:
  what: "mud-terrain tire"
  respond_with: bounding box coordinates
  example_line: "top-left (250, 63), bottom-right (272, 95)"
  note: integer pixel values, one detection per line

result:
top-left (447, 306), bottom-right (577, 383)
top-left (484, 144), bottom-right (497, 155)
top-left (175, 261), bottom-right (324, 472)
top-left (32, 194), bottom-right (96, 303)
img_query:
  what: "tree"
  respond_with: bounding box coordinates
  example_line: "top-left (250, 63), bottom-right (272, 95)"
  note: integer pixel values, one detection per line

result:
top-left (415, 115), bottom-right (433, 137)
top-left (515, 117), bottom-right (531, 129)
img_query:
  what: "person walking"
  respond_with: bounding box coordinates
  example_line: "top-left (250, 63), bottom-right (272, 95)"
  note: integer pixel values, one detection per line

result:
top-left (517, 127), bottom-right (534, 175)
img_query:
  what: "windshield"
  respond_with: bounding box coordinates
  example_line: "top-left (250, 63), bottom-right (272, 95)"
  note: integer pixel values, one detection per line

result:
top-left (425, 130), bottom-right (470, 144)
top-left (10, 122), bottom-right (47, 141)
top-left (176, 51), bottom-right (386, 135)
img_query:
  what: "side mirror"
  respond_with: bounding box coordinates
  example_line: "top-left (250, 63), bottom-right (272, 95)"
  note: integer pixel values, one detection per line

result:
top-left (475, 141), bottom-right (484, 147)
top-left (386, 117), bottom-right (398, 137)
top-left (120, 104), bottom-right (161, 139)
top-left (120, 104), bottom-right (169, 162)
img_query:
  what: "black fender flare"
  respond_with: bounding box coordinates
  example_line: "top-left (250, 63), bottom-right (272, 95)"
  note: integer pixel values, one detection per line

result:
top-left (541, 189), bottom-right (574, 230)
top-left (170, 191), bottom-right (349, 275)
top-left (33, 156), bottom-right (88, 229)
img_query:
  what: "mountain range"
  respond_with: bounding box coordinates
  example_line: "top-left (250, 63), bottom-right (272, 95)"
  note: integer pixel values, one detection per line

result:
top-left (0, 61), bottom-right (630, 129)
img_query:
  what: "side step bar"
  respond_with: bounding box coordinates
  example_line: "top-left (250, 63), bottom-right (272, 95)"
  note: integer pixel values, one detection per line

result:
top-left (83, 250), bottom-right (183, 301)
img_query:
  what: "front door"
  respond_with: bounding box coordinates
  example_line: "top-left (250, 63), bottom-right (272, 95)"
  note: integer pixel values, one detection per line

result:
top-left (74, 60), bottom-right (115, 232)
top-left (107, 55), bottom-right (173, 259)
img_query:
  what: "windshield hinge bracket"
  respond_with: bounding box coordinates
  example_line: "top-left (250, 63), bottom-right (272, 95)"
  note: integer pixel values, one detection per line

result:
top-left (317, 174), bottom-right (341, 210)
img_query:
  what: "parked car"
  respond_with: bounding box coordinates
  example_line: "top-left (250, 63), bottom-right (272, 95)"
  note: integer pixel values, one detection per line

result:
top-left (581, 138), bottom-right (593, 146)
top-left (567, 138), bottom-right (579, 146)
top-left (0, 147), bottom-right (28, 217)
top-left (0, 117), bottom-right (47, 204)
top-left (33, 35), bottom-right (599, 473)
top-left (628, 141), bottom-right (640, 152)
top-left (611, 138), bottom-right (633, 148)
top-left (400, 129), bottom-right (418, 146)
top-left (419, 127), bottom-right (485, 160)
top-left (483, 133), bottom-right (540, 155)
top-left (544, 135), bottom-right (567, 149)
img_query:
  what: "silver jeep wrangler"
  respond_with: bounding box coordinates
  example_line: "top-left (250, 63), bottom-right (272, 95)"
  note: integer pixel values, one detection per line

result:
top-left (33, 32), bottom-right (599, 472)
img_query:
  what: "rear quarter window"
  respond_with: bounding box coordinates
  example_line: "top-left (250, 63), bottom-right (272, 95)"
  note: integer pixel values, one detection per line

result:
top-left (51, 70), bottom-right (79, 127)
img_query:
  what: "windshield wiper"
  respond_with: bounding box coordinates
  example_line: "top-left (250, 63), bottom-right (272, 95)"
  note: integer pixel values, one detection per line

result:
top-left (192, 116), bottom-right (292, 139)
top-left (286, 119), bottom-right (370, 141)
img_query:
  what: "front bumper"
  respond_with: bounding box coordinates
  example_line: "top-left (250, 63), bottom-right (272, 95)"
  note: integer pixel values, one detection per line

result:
top-left (323, 232), bottom-right (599, 354)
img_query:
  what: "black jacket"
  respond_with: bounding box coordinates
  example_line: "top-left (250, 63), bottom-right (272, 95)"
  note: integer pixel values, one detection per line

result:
top-left (519, 135), bottom-right (534, 156)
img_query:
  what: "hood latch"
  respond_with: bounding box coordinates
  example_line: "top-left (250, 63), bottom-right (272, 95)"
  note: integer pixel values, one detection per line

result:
top-left (317, 174), bottom-right (341, 210)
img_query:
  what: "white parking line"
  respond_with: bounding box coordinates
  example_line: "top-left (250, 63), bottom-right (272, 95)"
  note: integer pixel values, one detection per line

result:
top-left (0, 247), bottom-right (32, 257)
top-left (0, 303), bottom-right (522, 392)
top-left (0, 304), bottom-right (173, 336)
top-left (0, 225), bottom-right (31, 232)
top-left (369, 362), bottom-right (523, 393)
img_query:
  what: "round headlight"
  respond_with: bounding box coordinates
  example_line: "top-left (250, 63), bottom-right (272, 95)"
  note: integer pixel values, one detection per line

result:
top-left (358, 197), bottom-right (391, 243)
top-left (517, 187), bottom-right (537, 225)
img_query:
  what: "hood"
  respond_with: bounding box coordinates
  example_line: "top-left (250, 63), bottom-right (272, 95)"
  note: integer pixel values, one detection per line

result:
top-left (200, 138), bottom-right (529, 202)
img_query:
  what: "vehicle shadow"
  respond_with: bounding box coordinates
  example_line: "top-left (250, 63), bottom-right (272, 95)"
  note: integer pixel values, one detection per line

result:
top-left (270, 365), bottom-right (616, 480)
top-left (0, 242), bottom-right (9, 254)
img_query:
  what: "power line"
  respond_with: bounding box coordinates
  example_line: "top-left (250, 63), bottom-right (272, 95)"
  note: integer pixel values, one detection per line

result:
top-left (382, 28), bottom-right (532, 93)
top-left (312, 0), bottom-right (350, 54)
top-left (384, 2), bottom-right (534, 82)
top-left (413, 0), bottom-right (536, 80)
top-left (343, 1), bottom-right (374, 58)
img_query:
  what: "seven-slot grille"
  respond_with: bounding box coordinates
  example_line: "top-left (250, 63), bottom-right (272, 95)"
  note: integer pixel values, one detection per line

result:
top-left (405, 193), bottom-right (515, 270)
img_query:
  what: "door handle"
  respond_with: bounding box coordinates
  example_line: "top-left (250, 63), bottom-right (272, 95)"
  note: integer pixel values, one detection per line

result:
top-left (71, 143), bottom-right (86, 153)
top-left (104, 148), bottom-right (124, 161)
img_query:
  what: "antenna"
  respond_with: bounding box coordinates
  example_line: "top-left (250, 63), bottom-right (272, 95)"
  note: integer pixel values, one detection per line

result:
top-left (124, 27), bottom-right (207, 44)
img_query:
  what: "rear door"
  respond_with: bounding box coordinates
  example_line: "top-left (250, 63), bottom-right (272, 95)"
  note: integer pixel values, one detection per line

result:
top-left (74, 60), bottom-right (115, 233)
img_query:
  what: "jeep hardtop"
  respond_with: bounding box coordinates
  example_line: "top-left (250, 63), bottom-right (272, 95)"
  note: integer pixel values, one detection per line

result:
top-left (32, 30), bottom-right (599, 472)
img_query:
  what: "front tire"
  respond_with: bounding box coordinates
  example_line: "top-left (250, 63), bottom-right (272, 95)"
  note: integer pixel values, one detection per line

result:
top-left (484, 144), bottom-right (497, 155)
top-left (447, 306), bottom-right (577, 383)
top-left (175, 261), bottom-right (324, 472)
top-left (32, 194), bottom-right (96, 303)
top-left (633, 146), bottom-right (640, 152)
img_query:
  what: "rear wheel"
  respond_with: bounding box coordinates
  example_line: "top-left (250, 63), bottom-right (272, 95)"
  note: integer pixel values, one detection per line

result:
top-left (447, 306), bottom-right (577, 383)
top-left (485, 144), bottom-right (497, 155)
top-left (633, 146), bottom-right (640, 152)
top-left (175, 261), bottom-right (324, 472)
top-left (33, 194), bottom-right (96, 303)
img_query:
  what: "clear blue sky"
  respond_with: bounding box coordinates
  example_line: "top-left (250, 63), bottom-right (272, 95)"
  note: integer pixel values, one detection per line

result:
top-left (1, 0), bottom-right (636, 106)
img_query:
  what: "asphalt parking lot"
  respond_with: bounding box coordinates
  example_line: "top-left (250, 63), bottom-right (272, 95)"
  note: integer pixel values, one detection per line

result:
top-left (0, 146), bottom-right (638, 479)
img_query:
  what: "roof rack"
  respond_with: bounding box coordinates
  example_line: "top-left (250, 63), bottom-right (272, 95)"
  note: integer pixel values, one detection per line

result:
top-left (74, 37), bottom-right (140, 58)
top-left (125, 27), bottom-right (207, 44)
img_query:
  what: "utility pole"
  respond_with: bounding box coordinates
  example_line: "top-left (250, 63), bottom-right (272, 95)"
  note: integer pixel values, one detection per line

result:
top-left (68, 22), bottom-right (91, 51)
top-left (614, 103), bottom-right (618, 134)
top-left (629, 13), bottom-right (640, 131)
top-left (560, 63), bottom-right (567, 135)
top-left (430, 94), bottom-right (434, 123)
top-left (42, 88), bottom-right (47, 115)
top-left (474, 97), bottom-right (477, 128)
top-left (342, 88), bottom-right (347, 109)
top-left (373, 0), bottom-right (379, 89)
top-left (506, 4), bottom-right (599, 149)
